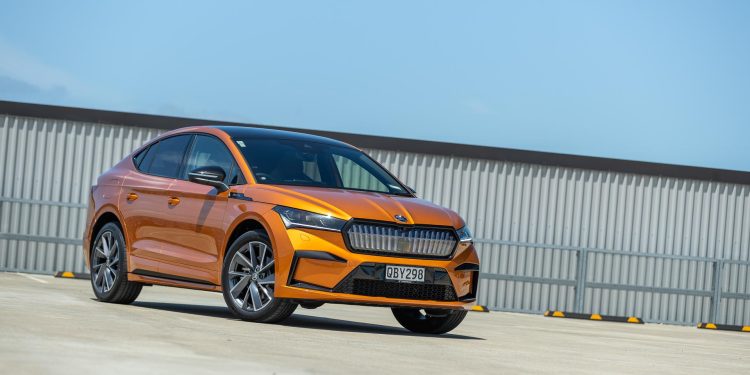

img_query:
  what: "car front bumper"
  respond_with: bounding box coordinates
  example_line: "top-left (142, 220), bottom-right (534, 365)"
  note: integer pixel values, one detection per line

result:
top-left (264, 212), bottom-right (480, 310)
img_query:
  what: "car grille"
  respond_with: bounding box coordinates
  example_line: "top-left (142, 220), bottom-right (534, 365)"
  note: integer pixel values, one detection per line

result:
top-left (345, 222), bottom-right (457, 258)
top-left (336, 278), bottom-right (458, 301)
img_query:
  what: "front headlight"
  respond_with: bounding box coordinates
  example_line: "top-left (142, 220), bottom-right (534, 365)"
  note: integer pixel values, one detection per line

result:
top-left (273, 206), bottom-right (347, 232)
top-left (456, 226), bottom-right (473, 243)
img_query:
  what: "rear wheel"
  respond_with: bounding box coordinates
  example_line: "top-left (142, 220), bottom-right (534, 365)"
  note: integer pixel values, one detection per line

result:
top-left (90, 222), bottom-right (142, 304)
top-left (391, 307), bottom-right (467, 334)
top-left (221, 231), bottom-right (297, 323)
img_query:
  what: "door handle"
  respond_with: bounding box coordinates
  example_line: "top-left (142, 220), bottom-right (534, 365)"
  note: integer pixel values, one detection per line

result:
top-left (126, 193), bottom-right (139, 201)
top-left (167, 197), bottom-right (180, 206)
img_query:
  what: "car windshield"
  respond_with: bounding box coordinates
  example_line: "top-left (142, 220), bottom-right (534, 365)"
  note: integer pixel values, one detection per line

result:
top-left (234, 138), bottom-right (410, 196)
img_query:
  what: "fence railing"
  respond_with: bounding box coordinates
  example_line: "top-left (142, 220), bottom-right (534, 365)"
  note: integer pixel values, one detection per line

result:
top-left (475, 238), bottom-right (750, 325)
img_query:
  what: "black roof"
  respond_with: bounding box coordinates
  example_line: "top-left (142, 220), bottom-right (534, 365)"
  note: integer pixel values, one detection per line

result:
top-left (211, 125), bottom-right (351, 148)
top-left (1, 100), bottom-right (749, 185)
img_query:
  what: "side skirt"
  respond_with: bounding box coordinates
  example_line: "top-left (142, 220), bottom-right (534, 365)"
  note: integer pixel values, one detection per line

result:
top-left (129, 269), bottom-right (221, 292)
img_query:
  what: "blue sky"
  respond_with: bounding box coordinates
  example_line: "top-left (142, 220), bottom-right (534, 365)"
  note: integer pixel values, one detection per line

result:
top-left (1, 1), bottom-right (749, 171)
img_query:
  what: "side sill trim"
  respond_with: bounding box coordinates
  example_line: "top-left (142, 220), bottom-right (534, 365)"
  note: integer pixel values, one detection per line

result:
top-left (131, 269), bottom-right (217, 286)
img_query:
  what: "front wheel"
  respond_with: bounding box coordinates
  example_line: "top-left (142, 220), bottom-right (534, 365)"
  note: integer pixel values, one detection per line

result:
top-left (392, 307), bottom-right (468, 334)
top-left (221, 231), bottom-right (297, 323)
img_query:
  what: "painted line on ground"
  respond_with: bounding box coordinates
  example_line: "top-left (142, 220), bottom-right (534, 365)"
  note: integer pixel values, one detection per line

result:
top-left (16, 272), bottom-right (49, 284)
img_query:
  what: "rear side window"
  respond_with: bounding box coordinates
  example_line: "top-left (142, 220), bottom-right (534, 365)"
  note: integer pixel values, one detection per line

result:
top-left (183, 135), bottom-right (243, 184)
top-left (133, 147), bottom-right (150, 168)
top-left (135, 145), bottom-right (157, 172)
top-left (137, 135), bottom-right (192, 178)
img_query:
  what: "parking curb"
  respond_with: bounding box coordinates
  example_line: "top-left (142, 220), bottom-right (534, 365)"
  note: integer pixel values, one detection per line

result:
top-left (54, 271), bottom-right (90, 280)
top-left (697, 323), bottom-right (750, 332)
top-left (544, 310), bottom-right (644, 324)
top-left (470, 305), bottom-right (490, 312)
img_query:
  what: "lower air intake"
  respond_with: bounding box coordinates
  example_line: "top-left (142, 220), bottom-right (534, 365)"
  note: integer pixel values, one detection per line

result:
top-left (337, 278), bottom-right (458, 301)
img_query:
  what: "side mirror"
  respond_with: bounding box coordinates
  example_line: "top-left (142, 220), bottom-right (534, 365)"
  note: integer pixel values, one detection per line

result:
top-left (188, 166), bottom-right (229, 192)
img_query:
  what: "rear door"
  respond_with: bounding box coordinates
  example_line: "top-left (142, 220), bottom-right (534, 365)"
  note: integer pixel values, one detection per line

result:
top-left (160, 134), bottom-right (243, 284)
top-left (120, 134), bottom-right (193, 274)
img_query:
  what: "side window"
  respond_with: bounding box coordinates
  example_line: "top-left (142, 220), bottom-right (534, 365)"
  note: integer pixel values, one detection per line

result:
top-left (133, 145), bottom-right (152, 170)
top-left (332, 154), bottom-right (389, 193)
top-left (227, 163), bottom-right (246, 185)
top-left (183, 135), bottom-right (239, 184)
top-left (144, 135), bottom-right (192, 178)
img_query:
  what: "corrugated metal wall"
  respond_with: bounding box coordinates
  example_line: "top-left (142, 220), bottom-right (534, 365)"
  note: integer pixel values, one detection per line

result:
top-left (373, 151), bottom-right (750, 325)
top-left (1, 114), bottom-right (749, 325)
top-left (0, 115), bottom-right (161, 274)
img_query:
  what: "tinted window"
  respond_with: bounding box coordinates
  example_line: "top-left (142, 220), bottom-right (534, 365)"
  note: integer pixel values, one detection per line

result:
top-left (227, 163), bottom-right (246, 185)
top-left (133, 147), bottom-right (149, 168)
top-left (143, 135), bottom-right (192, 178)
top-left (138, 145), bottom-right (158, 173)
top-left (235, 138), bottom-right (408, 195)
top-left (183, 135), bottom-right (240, 184)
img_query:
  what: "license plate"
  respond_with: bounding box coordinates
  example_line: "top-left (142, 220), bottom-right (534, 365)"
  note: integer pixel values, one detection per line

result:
top-left (385, 265), bottom-right (425, 283)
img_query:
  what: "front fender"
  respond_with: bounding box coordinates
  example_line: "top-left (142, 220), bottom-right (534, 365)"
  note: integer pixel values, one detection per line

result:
top-left (220, 200), bottom-right (276, 262)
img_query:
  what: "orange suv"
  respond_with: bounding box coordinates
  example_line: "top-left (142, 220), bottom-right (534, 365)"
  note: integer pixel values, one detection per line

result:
top-left (84, 126), bottom-right (479, 334)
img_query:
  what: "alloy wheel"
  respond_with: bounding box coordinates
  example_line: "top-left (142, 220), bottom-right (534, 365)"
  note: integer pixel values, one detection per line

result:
top-left (92, 231), bottom-right (119, 293)
top-left (228, 241), bottom-right (275, 312)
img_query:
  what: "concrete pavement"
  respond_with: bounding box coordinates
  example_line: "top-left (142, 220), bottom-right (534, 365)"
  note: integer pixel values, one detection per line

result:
top-left (0, 272), bottom-right (747, 374)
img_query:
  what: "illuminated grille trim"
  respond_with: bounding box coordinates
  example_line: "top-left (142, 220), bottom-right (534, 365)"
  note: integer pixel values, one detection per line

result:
top-left (345, 222), bottom-right (457, 258)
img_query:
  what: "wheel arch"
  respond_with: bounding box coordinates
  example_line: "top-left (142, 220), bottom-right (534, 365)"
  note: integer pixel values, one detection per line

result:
top-left (86, 206), bottom-right (127, 268)
top-left (222, 215), bottom-right (272, 263)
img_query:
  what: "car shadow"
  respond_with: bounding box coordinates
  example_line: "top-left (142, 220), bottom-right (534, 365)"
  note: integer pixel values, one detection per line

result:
top-left (129, 301), bottom-right (484, 340)
top-left (283, 314), bottom-right (483, 340)
top-left (131, 301), bottom-right (234, 319)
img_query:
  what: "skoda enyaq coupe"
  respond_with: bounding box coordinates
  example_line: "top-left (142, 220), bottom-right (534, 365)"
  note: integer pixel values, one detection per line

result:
top-left (84, 126), bottom-right (479, 334)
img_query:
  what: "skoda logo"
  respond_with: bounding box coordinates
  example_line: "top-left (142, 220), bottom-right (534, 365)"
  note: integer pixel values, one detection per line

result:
top-left (394, 214), bottom-right (407, 223)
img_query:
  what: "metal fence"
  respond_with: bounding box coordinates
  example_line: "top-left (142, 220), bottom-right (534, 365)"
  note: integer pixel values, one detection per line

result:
top-left (1, 113), bottom-right (749, 326)
top-left (473, 239), bottom-right (750, 325)
top-left (362, 151), bottom-right (750, 326)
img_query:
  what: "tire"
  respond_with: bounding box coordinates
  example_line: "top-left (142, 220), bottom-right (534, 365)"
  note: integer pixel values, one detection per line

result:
top-left (90, 222), bottom-right (142, 304)
top-left (391, 307), bottom-right (468, 334)
top-left (221, 230), bottom-right (297, 323)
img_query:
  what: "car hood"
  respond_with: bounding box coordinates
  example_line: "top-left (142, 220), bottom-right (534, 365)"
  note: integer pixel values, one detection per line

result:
top-left (246, 185), bottom-right (464, 228)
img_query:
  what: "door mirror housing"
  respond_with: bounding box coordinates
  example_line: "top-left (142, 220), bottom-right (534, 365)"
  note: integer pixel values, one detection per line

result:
top-left (188, 166), bottom-right (229, 192)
